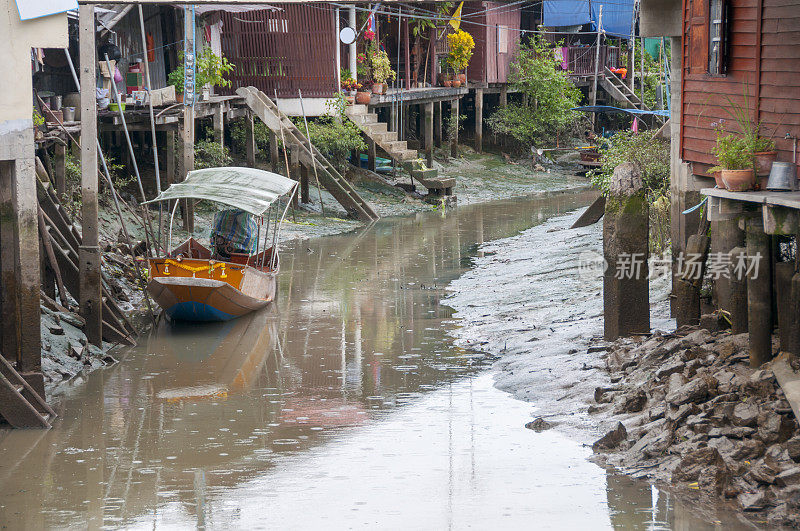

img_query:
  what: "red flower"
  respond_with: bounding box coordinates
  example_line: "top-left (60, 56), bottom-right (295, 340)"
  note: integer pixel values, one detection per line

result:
top-left (364, 30), bottom-right (375, 41)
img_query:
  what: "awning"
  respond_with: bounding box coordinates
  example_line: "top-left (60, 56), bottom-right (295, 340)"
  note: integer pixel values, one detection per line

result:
top-left (144, 167), bottom-right (296, 216)
top-left (542, 0), bottom-right (636, 37)
top-left (572, 105), bottom-right (670, 117)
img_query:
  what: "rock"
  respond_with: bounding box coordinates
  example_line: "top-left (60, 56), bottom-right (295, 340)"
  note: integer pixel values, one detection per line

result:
top-left (714, 370), bottom-right (736, 394)
top-left (667, 372), bottom-right (687, 395)
top-left (616, 389), bottom-right (647, 413)
top-left (648, 405), bottom-right (666, 421)
top-left (732, 402), bottom-right (760, 428)
top-left (738, 489), bottom-right (769, 511)
top-left (525, 417), bottom-right (552, 431)
top-left (594, 386), bottom-right (618, 403)
top-left (655, 359), bottom-right (685, 380)
top-left (673, 447), bottom-right (726, 482)
top-left (593, 422), bottom-right (627, 451)
top-left (776, 468), bottom-right (800, 488)
top-left (667, 403), bottom-right (698, 425)
top-left (47, 324), bottom-right (65, 335)
top-left (745, 369), bottom-right (776, 398)
top-left (666, 378), bottom-right (708, 406)
top-left (681, 329), bottom-right (713, 348)
top-left (712, 333), bottom-right (749, 359)
top-left (708, 426), bottom-right (756, 439)
top-left (758, 413), bottom-right (796, 445)
top-left (102, 355), bottom-right (118, 365)
top-left (748, 457), bottom-right (783, 485)
top-left (629, 427), bottom-right (672, 459)
top-left (785, 437), bottom-right (800, 462)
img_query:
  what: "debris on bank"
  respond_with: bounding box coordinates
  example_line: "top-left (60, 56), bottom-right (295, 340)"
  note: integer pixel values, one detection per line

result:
top-left (591, 324), bottom-right (800, 527)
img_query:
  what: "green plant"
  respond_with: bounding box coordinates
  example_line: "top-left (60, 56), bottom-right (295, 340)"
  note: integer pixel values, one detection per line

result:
top-left (444, 112), bottom-right (466, 140)
top-left (33, 107), bottom-right (44, 127)
top-left (340, 67), bottom-right (352, 82)
top-left (589, 131), bottom-right (670, 196)
top-left (230, 118), bottom-right (271, 160)
top-left (294, 116), bottom-right (366, 173)
top-left (370, 48), bottom-right (396, 84)
top-left (195, 139), bottom-right (233, 169)
top-left (168, 47), bottom-right (235, 93)
top-left (709, 132), bottom-right (753, 173)
top-left (446, 30), bottom-right (475, 72)
top-left (486, 36), bottom-right (581, 145)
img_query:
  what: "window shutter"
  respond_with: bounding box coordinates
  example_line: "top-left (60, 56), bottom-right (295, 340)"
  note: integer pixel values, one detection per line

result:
top-left (688, 0), bottom-right (709, 74)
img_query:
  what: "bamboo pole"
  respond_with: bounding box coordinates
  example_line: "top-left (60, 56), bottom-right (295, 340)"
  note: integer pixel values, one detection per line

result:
top-left (298, 89), bottom-right (325, 217)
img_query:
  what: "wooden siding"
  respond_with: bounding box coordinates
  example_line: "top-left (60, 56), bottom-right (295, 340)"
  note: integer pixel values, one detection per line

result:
top-left (219, 3), bottom-right (336, 98)
top-left (681, 0), bottom-right (800, 176)
top-left (462, 1), bottom-right (522, 84)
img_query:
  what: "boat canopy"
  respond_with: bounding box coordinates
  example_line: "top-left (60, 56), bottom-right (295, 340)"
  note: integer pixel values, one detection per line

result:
top-left (144, 167), bottom-right (296, 216)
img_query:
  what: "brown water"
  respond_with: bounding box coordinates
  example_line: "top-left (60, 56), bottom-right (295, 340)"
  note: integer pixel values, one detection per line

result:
top-left (0, 190), bottom-right (750, 529)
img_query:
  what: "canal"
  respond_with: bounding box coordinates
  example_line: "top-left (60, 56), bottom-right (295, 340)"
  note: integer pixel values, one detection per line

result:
top-left (0, 189), bottom-right (747, 529)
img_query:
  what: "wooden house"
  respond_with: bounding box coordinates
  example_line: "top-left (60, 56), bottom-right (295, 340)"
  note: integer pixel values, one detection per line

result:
top-left (461, 1), bottom-right (523, 86)
top-left (680, 0), bottom-right (800, 178)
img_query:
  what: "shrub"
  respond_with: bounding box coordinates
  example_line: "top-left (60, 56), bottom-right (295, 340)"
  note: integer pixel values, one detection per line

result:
top-left (296, 117), bottom-right (366, 173)
top-left (230, 118), bottom-right (271, 160)
top-left (195, 140), bottom-right (233, 169)
top-left (486, 36), bottom-right (581, 145)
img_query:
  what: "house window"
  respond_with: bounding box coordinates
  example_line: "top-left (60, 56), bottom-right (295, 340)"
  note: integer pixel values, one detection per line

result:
top-left (498, 25), bottom-right (508, 54)
top-left (708, 0), bottom-right (729, 74)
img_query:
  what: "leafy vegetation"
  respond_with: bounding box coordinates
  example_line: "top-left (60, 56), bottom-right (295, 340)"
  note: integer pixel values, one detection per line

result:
top-left (168, 47), bottom-right (235, 93)
top-left (446, 30), bottom-right (475, 73)
top-left (195, 139), bottom-right (233, 169)
top-left (589, 130), bottom-right (671, 253)
top-left (295, 117), bottom-right (366, 173)
top-left (230, 118), bottom-right (271, 161)
top-left (486, 36), bottom-right (581, 146)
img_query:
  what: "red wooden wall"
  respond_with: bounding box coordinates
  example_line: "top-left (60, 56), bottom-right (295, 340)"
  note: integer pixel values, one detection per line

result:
top-left (462, 1), bottom-right (522, 84)
top-left (681, 0), bottom-right (800, 177)
top-left (219, 3), bottom-right (337, 98)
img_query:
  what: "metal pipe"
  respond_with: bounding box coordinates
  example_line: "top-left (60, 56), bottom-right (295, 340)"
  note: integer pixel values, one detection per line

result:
top-left (298, 89), bottom-right (326, 217)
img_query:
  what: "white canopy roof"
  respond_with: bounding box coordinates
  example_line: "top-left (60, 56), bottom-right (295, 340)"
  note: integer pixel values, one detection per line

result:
top-left (144, 167), bottom-right (296, 216)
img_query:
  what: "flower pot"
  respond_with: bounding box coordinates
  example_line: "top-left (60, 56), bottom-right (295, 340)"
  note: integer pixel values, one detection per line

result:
top-left (444, 80), bottom-right (453, 88)
top-left (720, 169), bottom-right (755, 192)
top-left (458, 73), bottom-right (466, 83)
top-left (712, 172), bottom-right (726, 189)
top-left (346, 96), bottom-right (355, 105)
top-left (371, 84), bottom-right (382, 95)
top-left (452, 80), bottom-right (462, 88)
top-left (754, 151), bottom-right (778, 176)
top-left (176, 92), bottom-right (184, 103)
top-left (355, 91), bottom-right (371, 105)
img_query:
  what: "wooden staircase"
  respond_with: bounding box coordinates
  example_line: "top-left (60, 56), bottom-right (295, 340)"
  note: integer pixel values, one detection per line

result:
top-left (0, 353), bottom-right (56, 428)
top-left (236, 87), bottom-right (379, 222)
top-left (346, 105), bottom-right (455, 196)
top-left (599, 67), bottom-right (655, 114)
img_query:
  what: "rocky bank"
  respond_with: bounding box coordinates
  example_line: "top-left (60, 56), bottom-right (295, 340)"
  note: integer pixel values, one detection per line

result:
top-left (592, 325), bottom-right (800, 527)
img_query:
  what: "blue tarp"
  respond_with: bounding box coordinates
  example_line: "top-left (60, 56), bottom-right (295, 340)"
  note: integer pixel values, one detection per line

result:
top-left (572, 105), bottom-right (670, 117)
top-left (543, 0), bottom-right (635, 37)
top-left (543, 0), bottom-right (591, 28)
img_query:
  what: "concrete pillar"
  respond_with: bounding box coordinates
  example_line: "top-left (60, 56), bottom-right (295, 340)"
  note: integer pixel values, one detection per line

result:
top-left (166, 130), bottom-right (176, 186)
top-left (603, 162), bottom-right (650, 340)
top-left (349, 7), bottom-right (357, 78)
top-left (746, 218), bottom-right (773, 367)
top-left (474, 88), bottom-right (483, 153)
top-left (54, 142), bottom-right (66, 196)
top-left (712, 219), bottom-right (745, 314)
top-left (389, 105), bottom-right (397, 133)
top-left (424, 101), bottom-right (434, 167)
top-left (289, 145), bottom-right (300, 208)
top-left (270, 129), bottom-right (279, 174)
top-left (450, 98), bottom-right (459, 158)
top-left (434, 101), bottom-right (442, 148)
top-left (213, 104), bottom-right (224, 149)
top-left (0, 159), bottom-right (42, 373)
top-left (245, 112), bottom-right (256, 167)
top-left (499, 86), bottom-right (508, 107)
top-left (775, 262), bottom-right (797, 355)
top-left (79, 3), bottom-right (102, 347)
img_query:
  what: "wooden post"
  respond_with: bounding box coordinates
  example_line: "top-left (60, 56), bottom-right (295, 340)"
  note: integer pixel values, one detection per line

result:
top-left (450, 98), bottom-right (459, 157)
top-left (404, 17), bottom-right (411, 90)
top-left (367, 137), bottom-right (376, 172)
top-left (603, 162), bottom-right (650, 339)
top-left (79, 4), bottom-right (102, 348)
top-left (424, 101), bottom-right (434, 167)
top-left (300, 163), bottom-right (310, 204)
top-left (270, 129), bottom-right (279, 173)
top-left (434, 101), bottom-right (442, 148)
top-left (389, 104), bottom-right (397, 132)
top-left (53, 142), bottom-right (66, 196)
top-left (166, 129), bottom-right (176, 186)
top-left (180, 112), bottom-right (195, 232)
top-left (746, 217), bottom-right (773, 367)
top-left (474, 88), bottom-right (483, 153)
top-left (729, 246), bottom-right (749, 334)
top-left (0, 158), bottom-right (42, 373)
top-left (500, 86), bottom-right (508, 107)
top-left (590, 10), bottom-right (603, 128)
top-left (213, 103), bottom-right (224, 149)
top-left (290, 145), bottom-right (300, 208)
top-left (712, 219), bottom-right (745, 316)
top-left (245, 112), bottom-right (256, 167)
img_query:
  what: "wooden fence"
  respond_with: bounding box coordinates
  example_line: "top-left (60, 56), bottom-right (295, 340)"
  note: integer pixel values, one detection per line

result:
top-left (563, 45), bottom-right (620, 76)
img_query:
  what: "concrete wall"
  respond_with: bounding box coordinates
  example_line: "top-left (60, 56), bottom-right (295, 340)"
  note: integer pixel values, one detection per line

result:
top-left (640, 0), bottom-right (682, 38)
top-left (0, 0), bottom-right (68, 158)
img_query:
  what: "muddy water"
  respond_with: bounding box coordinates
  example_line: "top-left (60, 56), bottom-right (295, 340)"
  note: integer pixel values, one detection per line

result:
top-left (0, 190), bottom-right (746, 529)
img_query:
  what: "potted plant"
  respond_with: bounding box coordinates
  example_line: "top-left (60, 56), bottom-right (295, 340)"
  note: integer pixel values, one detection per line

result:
top-left (168, 47), bottom-right (234, 102)
top-left (446, 30), bottom-right (475, 86)
top-left (370, 48), bottom-right (396, 95)
top-left (341, 78), bottom-right (361, 104)
top-left (710, 127), bottom-right (755, 191)
top-left (753, 136), bottom-right (777, 178)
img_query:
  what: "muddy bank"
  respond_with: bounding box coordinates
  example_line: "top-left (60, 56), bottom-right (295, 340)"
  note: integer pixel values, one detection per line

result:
top-left (591, 327), bottom-right (800, 527)
top-left (446, 206), bottom-right (672, 440)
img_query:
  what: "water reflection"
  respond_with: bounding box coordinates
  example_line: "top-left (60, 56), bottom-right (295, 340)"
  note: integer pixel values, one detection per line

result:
top-left (0, 190), bottom-right (748, 529)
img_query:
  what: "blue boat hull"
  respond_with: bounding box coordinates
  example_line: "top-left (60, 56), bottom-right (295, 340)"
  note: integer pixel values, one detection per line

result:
top-left (166, 302), bottom-right (237, 322)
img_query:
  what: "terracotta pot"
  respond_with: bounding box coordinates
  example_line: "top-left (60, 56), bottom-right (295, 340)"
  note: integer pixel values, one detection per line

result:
top-left (712, 171), bottom-right (726, 189)
top-left (444, 80), bottom-right (453, 88)
top-left (346, 95), bottom-right (355, 105)
top-left (754, 151), bottom-right (778, 176)
top-left (176, 92), bottom-right (184, 103)
top-left (452, 80), bottom-right (462, 88)
top-left (458, 73), bottom-right (466, 83)
top-left (355, 91), bottom-right (371, 105)
top-left (720, 169), bottom-right (755, 192)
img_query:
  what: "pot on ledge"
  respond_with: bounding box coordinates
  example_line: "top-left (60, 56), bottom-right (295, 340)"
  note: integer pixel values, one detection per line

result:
top-left (754, 151), bottom-right (778, 176)
top-left (720, 169), bottom-right (755, 192)
top-left (355, 91), bottom-right (371, 105)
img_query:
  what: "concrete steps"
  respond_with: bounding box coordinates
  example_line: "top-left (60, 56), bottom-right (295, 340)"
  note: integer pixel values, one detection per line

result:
top-left (345, 105), bottom-right (455, 196)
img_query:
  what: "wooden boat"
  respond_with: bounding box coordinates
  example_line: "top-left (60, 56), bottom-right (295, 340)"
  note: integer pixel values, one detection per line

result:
top-left (144, 167), bottom-right (297, 322)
